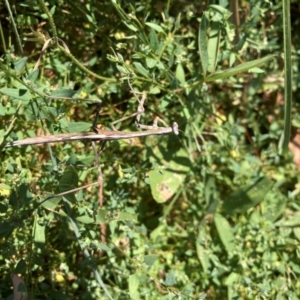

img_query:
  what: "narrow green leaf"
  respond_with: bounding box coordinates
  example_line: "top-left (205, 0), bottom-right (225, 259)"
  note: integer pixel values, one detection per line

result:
top-left (67, 122), bottom-right (92, 133)
top-left (279, 0), bottom-right (292, 153)
top-left (123, 21), bottom-right (138, 32)
top-left (41, 197), bottom-right (62, 210)
top-left (149, 29), bottom-right (159, 52)
top-left (196, 227), bottom-right (210, 272)
top-left (59, 166), bottom-right (78, 203)
top-left (204, 176), bottom-right (216, 204)
top-left (175, 63), bottom-right (185, 84)
top-left (207, 21), bottom-right (220, 73)
top-left (50, 88), bottom-right (77, 98)
top-left (133, 62), bottom-right (150, 78)
top-left (76, 214), bottom-right (95, 224)
top-left (0, 88), bottom-right (32, 103)
top-left (214, 213), bottom-right (235, 253)
top-left (196, 243), bottom-right (210, 273)
top-left (206, 55), bottom-right (277, 82)
top-left (34, 216), bottom-right (45, 245)
top-left (222, 177), bottom-right (273, 214)
top-left (174, 13), bottom-right (181, 31)
top-left (145, 22), bottom-right (164, 33)
top-left (116, 64), bottom-right (127, 74)
top-left (199, 13), bottom-right (209, 76)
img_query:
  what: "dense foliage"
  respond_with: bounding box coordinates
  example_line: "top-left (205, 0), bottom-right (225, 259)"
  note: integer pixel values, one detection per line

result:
top-left (0, 0), bottom-right (300, 299)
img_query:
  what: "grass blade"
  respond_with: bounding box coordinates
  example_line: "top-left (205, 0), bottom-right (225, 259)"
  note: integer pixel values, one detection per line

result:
top-left (279, 0), bottom-right (292, 153)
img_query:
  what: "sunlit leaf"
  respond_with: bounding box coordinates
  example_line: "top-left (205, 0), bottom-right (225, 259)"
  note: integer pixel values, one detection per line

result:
top-left (222, 177), bottom-right (273, 214)
top-left (214, 213), bottom-right (235, 253)
top-left (50, 88), bottom-right (77, 98)
top-left (145, 22), bottom-right (164, 33)
top-left (0, 88), bottom-right (32, 103)
top-left (199, 13), bottom-right (209, 76)
top-left (206, 55), bottom-right (277, 82)
top-left (14, 57), bottom-right (28, 73)
top-left (67, 122), bottom-right (92, 133)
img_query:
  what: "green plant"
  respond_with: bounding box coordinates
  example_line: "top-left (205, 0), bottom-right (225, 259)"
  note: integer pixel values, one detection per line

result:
top-left (0, 0), bottom-right (299, 299)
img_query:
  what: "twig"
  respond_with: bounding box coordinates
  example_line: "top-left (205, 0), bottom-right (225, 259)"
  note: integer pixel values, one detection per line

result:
top-left (5, 123), bottom-right (179, 147)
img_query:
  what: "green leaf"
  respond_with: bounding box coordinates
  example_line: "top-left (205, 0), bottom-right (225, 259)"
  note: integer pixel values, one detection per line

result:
top-left (76, 213), bottom-right (95, 224)
top-left (144, 254), bottom-right (158, 267)
top-left (214, 213), bottom-right (235, 253)
top-left (148, 148), bottom-right (190, 203)
top-left (262, 189), bottom-right (287, 222)
top-left (0, 221), bottom-right (17, 239)
top-left (207, 21), bottom-right (220, 73)
top-left (145, 22), bottom-right (164, 33)
top-left (50, 88), bottom-right (77, 98)
top-left (279, 0), bottom-right (292, 153)
top-left (196, 243), bottom-right (210, 273)
top-left (293, 228), bottom-right (300, 242)
top-left (133, 62), bottom-right (150, 78)
top-left (149, 86), bottom-right (160, 94)
top-left (116, 64), bottom-right (127, 74)
top-left (59, 166), bottom-right (78, 203)
top-left (27, 69), bottom-right (39, 83)
top-left (209, 4), bottom-right (232, 19)
top-left (225, 272), bottom-right (240, 285)
top-left (199, 13), bottom-right (209, 76)
top-left (196, 227), bottom-right (210, 272)
top-left (123, 21), bottom-right (138, 32)
top-left (34, 216), bottom-right (46, 245)
top-left (0, 88), bottom-right (32, 103)
top-left (206, 55), bottom-right (277, 82)
top-left (222, 177), bottom-right (273, 214)
top-left (67, 122), bottom-right (92, 133)
top-left (176, 63), bottom-right (185, 84)
top-left (149, 29), bottom-right (159, 52)
top-left (164, 270), bottom-right (176, 286)
top-left (41, 197), bottom-right (62, 210)
top-left (14, 57), bottom-right (28, 73)
top-left (129, 273), bottom-right (140, 299)
top-left (0, 183), bottom-right (11, 191)
top-left (146, 57), bottom-right (157, 68)
top-left (40, 106), bottom-right (58, 122)
top-left (14, 259), bottom-right (27, 274)
top-left (275, 211), bottom-right (300, 227)
top-left (77, 210), bottom-right (138, 224)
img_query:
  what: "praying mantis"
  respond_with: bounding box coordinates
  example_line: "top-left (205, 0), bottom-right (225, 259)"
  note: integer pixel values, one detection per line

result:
top-left (5, 77), bottom-right (179, 148)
